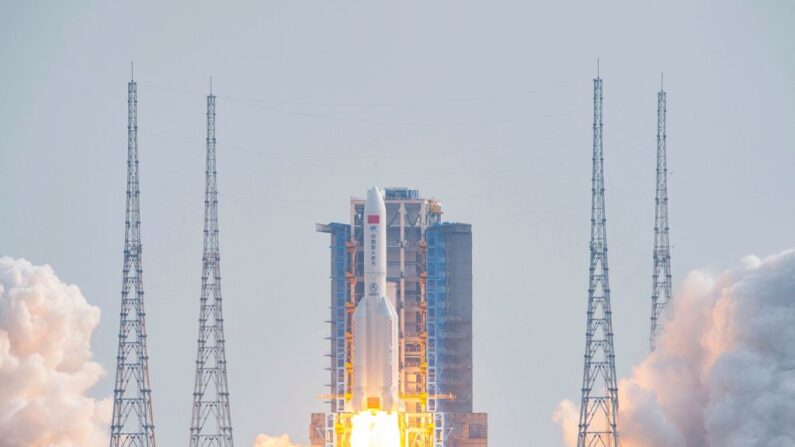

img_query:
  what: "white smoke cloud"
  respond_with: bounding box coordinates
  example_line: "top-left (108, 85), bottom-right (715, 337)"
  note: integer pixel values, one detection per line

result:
top-left (0, 257), bottom-right (111, 447)
top-left (552, 399), bottom-right (579, 447)
top-left (252, 433), bottom-right (304, 447)
top-left (556, 250), bottom-right (795, 447)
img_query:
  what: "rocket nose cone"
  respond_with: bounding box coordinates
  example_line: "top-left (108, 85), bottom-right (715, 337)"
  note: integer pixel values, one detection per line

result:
top-left (366, 187), bottom-right (382, 201)
top-left (365, 187), bottom-right (386, 214)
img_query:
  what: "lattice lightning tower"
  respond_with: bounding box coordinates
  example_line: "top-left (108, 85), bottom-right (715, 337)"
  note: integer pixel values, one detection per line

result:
top-left (577, 73), bottom-right (619, 447)
top-left (649, 80), bottom-right (672, 352)
top-left (110, 72), bottom-right (157, 447)
top-left (189, 88), bottom-right (235, 447)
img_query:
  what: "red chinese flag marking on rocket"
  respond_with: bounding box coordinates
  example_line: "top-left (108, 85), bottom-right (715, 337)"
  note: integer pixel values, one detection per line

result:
top-left (367, 215), bottom-right (380, 224)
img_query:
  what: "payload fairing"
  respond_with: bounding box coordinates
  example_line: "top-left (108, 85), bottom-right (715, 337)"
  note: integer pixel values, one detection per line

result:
top-left (351, 188), bottom-right (401, 413)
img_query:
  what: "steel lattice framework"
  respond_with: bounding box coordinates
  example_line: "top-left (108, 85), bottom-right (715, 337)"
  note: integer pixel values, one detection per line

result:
top-left (189, 92), bottom-right (235, 447)
top-left (577, 75), bottom-right (619, 447)
top-left (649, 84), bottom-right (672, 352)
top-left (110, 76), bottom-right (157, 447)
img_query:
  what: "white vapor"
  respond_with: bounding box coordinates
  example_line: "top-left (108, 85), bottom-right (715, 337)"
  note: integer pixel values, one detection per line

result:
top-left (252, 433), bottom-right (304, 447)
top-left (0, 257), bottom-right (111, 447)
top-left (556, 249), bottom-right (795, 447)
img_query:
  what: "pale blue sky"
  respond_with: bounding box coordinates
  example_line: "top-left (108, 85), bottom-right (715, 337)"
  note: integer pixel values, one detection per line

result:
top-left (1, 1), bottom-right (794, 446)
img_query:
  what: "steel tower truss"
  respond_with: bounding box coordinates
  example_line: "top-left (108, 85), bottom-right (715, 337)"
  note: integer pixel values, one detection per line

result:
top-left (649, 86), bottom-right (671, 352)
top-left (189, 92), bottom-right (234, 447)
top-left (110, 77), bottom-right (157, 447)
top-left (577, 76), bottom-right (619, 447)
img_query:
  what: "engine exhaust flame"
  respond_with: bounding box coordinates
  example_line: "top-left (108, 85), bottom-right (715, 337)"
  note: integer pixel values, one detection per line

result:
top-left (350, 411), bottom-right (400, 447)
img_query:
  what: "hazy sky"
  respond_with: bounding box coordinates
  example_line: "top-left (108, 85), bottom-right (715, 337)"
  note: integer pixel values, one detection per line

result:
top-left (1, 1), bottom-right (794, 446)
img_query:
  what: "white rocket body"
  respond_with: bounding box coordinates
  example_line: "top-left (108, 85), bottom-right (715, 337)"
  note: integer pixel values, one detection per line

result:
top-left (352, 188), bottom-right (400, 413)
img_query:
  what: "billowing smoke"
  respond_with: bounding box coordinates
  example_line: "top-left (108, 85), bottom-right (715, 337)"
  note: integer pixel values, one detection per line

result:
top-left (552, 400), bottom-right (579, 447)
top-left (556, 250), bottom-right (795, 447)
top-left (0, 257), bottom-right (111, 447)
top-left (252, 434), bottom-right (304, 447)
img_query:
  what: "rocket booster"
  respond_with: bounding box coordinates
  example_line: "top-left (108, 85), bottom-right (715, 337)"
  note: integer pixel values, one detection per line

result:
top-left (352, 187), bottom-right (400, 413)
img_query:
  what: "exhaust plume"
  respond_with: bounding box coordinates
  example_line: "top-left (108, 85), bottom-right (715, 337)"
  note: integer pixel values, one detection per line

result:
top-left (0, 257), bottom-right (110, 447)
top-left (556, 249), bottom-right (795, 447)
top-left (252, 434), bottom-right (304, 447)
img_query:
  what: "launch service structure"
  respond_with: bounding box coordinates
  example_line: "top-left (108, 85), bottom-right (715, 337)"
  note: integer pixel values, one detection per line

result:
top-left (312, 187), bottom-right (487, 447)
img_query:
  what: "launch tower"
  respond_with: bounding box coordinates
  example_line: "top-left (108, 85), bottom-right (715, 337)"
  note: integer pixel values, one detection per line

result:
top-left (189, 88), bottom-right (235, 446)
top-left (576, 74), bottom-right (620, 447)
top-left (109, 72), bottom-right (157, 447)
top-left (649, 79), bottom-right (672, 352)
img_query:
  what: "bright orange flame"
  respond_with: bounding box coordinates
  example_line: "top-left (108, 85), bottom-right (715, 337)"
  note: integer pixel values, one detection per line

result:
top-left (350, 411), bottom-right (400, 447)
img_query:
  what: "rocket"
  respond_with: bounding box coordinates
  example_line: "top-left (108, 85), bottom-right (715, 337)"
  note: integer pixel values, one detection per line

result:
top-left (352, 187), bottom-right (401, 413)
